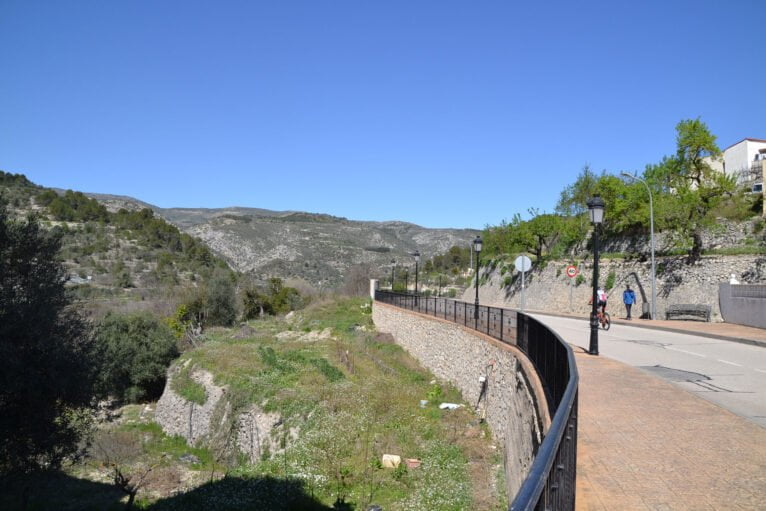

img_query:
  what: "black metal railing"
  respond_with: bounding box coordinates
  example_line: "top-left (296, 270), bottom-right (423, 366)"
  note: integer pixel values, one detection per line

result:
top-left (374, 290), bottom-right (578, 511)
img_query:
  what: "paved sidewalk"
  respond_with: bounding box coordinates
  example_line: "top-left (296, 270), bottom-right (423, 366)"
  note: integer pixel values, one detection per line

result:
top-left (528, 309), bottom-right (766, 347)
top-left (575, 347), bottom-right (766, 510)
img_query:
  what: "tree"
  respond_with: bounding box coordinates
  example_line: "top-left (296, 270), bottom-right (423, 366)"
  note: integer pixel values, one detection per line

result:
top-left (650, 118), bottom-right (734, 262)
top-left (342, 263), bottom-right (373, 296)
top-left (206, 269), bottom-right (237, 326)
top-left (0, 202), bottom-right (97, 479)
top-left (243, 278), bottom-right (306, 318)
top-left (94, 312), bottom-right (179, 403)
top-left (524, 211), bottom-right (564, 262)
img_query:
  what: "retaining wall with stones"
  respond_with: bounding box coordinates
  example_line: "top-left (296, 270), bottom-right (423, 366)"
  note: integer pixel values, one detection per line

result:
top-left (155, 362), bottom-right (282, 462)
top-left (372, 301), bottom-right (548, 500)
top-left (465, 254), bottom-right (766, 321)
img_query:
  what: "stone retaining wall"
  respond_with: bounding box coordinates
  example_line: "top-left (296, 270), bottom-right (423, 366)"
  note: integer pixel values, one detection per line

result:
top-left (465, 254), bottom-right (766, 321)
top-left (155, 362), bottom-right (282, 463)
top-left (372, 302), bottom-right (548, 499)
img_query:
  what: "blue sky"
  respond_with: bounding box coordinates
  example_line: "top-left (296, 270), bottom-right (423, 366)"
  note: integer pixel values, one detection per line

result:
top-left (1, 1), bottom-right (764, 229)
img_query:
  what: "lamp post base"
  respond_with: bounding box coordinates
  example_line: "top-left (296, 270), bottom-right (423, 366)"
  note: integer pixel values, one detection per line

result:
top-left (589, 313), bottom-right (600, 355)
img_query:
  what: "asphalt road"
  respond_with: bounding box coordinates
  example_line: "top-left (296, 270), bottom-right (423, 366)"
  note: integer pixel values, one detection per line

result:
top-left (530, 314), bottom-right (766, 428)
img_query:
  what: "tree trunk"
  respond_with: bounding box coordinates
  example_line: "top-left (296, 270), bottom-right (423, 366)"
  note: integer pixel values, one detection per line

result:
top-left (125, 491), bottom-right (136, 510)
top-left (688, 230), bottom-right (703, 264)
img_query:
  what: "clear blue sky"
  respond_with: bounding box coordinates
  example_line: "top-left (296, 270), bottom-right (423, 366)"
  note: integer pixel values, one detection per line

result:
top-left (1, 1), bottom-right (764, 229)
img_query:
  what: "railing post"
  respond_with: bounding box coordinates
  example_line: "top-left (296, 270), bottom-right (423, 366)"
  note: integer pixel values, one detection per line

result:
top-left (500, 308), bottom-right (504, 342)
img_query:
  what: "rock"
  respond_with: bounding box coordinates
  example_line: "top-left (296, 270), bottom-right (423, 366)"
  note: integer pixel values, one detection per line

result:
top-left (235, 406), bottom-right (283, 462)
top-left (179, 454), bottom-right (200, 464)
top-left (155, 368), bottom-right (225, 446)
top-left (381, 454), bottom-right (401, 469)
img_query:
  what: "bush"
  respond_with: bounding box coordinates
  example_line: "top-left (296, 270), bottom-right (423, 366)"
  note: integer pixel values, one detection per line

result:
top-left (206, 269), bottom-right (237, 326)
top-left (94, 312), bottom-right (179, 402)
top-left (242, 277), bottom-right (306, 319)
top-left (605, 271), bottom-right (616, 291)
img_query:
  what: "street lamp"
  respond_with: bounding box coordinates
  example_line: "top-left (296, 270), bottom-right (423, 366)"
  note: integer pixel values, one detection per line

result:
top-left (413, 251), bottom-right (420, 306)
top-left (621, 172), bottom-right (657, 320)
top-left (587, 196), bottom-right (605, 356)
top-left (473, 236), bottom-right (483, 327)
top-left (390, 259), bottom-right (396, 291)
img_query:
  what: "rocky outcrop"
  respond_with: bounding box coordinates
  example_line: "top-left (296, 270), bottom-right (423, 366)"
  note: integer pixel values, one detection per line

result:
top-left (155, 364), bottom-right (226, 445)
top-left (155, 362), bottom-right (283, 462)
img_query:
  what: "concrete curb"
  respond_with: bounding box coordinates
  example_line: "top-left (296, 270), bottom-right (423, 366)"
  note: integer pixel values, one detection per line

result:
top-left (525, 309), bottom-right (766, 349)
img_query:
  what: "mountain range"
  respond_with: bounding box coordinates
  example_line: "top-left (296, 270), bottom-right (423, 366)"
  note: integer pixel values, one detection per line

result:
top-left (86, 192), bottom-right (479, 287)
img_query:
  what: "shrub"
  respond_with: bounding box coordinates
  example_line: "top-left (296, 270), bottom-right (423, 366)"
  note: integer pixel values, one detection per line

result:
top-left (575, 274), bottom-right (585, 287)
top-left (242, 278), bottom-right (306, 319)
top-left (206, 269), bottom-right (237, 326)
top-left (605, 271), bottom-right (616, 291)
top-left (94, 312), bottom-right (179, 402)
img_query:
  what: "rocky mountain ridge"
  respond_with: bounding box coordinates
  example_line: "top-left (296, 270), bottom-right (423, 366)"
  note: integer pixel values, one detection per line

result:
top-left (83, 192), bottom-right (479, 287)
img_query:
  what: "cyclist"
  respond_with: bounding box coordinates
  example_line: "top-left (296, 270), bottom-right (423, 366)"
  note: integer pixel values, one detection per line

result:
top-left (597, 287), bottom-right (608, 316)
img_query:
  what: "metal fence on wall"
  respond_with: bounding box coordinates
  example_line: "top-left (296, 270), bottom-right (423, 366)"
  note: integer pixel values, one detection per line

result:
top-left (374, 290), bottom-right (578, 511)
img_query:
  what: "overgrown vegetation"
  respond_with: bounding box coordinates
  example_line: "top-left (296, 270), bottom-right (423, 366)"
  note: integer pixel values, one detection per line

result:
top-left (481, 118), bottom-right (764, 268)
top-left (242, 277), bottom-right (306, 318)
top-left (156, 297), bottom-right (499, 509)
top-left (94, 312), bottom-right (179, 403)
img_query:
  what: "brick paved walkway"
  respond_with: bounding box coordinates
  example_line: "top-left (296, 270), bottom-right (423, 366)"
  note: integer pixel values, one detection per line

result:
top-left (575, 348), bottom-right (766, 510)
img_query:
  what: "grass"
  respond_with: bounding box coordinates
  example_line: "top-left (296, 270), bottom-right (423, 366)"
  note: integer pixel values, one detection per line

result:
top-left (19, 297), bottom-right (499, 510)
top-left (703, 246), bottom-right (766, 256)
top-left (171, 364), bottom-right (207, 405)
top-left (153, 297), bottom-right (493, 509)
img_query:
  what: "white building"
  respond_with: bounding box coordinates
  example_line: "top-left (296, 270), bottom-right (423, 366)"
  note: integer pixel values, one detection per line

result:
top-left (707, 138), bottom-right (766, 193)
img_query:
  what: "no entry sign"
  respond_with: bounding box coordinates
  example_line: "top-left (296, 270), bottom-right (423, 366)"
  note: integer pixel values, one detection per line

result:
top-left (566, 265), bottom-right (578, 278)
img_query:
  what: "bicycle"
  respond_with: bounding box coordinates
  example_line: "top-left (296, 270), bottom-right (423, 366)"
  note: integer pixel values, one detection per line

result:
top-left (597, 309), bottom-right (611, 330)
top-left (589, 298), bottom-right (611, 330)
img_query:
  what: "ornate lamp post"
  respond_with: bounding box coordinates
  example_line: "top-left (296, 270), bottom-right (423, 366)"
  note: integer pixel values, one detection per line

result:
top-left (473, 236), bottom-right (483, 327)
top-left (413, 251), bottom-right (420, 306)
top-left (390, 259), bottom-right (396, 291)
top-left (621, 172), bottom-right (656, 320)
top-left (587, 196), bottom-right (605, 356)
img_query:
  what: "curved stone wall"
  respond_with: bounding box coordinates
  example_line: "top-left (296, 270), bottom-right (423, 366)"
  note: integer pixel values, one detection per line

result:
top-left (372, 301), bottom-right (549, 499)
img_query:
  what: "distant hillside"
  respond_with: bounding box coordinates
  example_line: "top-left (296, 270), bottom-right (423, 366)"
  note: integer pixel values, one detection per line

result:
top-left (1, 171), bottom-right (230, 315)
top-left (76, 192), bottom-right (479, 287)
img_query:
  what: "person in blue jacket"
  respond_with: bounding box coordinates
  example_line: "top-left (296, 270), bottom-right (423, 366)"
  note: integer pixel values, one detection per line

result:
top-left (623, 285), bottom-right (637, 319)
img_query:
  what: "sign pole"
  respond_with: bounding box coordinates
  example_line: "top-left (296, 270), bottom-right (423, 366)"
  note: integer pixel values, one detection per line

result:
top-left (521, 268), bottom-right (526, 311)
top-left (565, 264), bottom-right (579, 312)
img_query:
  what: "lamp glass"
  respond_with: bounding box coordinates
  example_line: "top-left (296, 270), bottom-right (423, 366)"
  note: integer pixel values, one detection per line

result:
top-left (587, 197), bottom-right (605, 224)
top-left (473, 236), bottom-right (483, 253)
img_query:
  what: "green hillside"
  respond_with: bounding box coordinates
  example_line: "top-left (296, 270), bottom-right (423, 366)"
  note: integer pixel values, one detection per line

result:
top-left (0, 170), bottom-right (230, 315)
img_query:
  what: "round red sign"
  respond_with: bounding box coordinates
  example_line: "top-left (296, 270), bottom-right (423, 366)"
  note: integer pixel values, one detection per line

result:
top-left (566, 265), bottom-right (578, 278)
